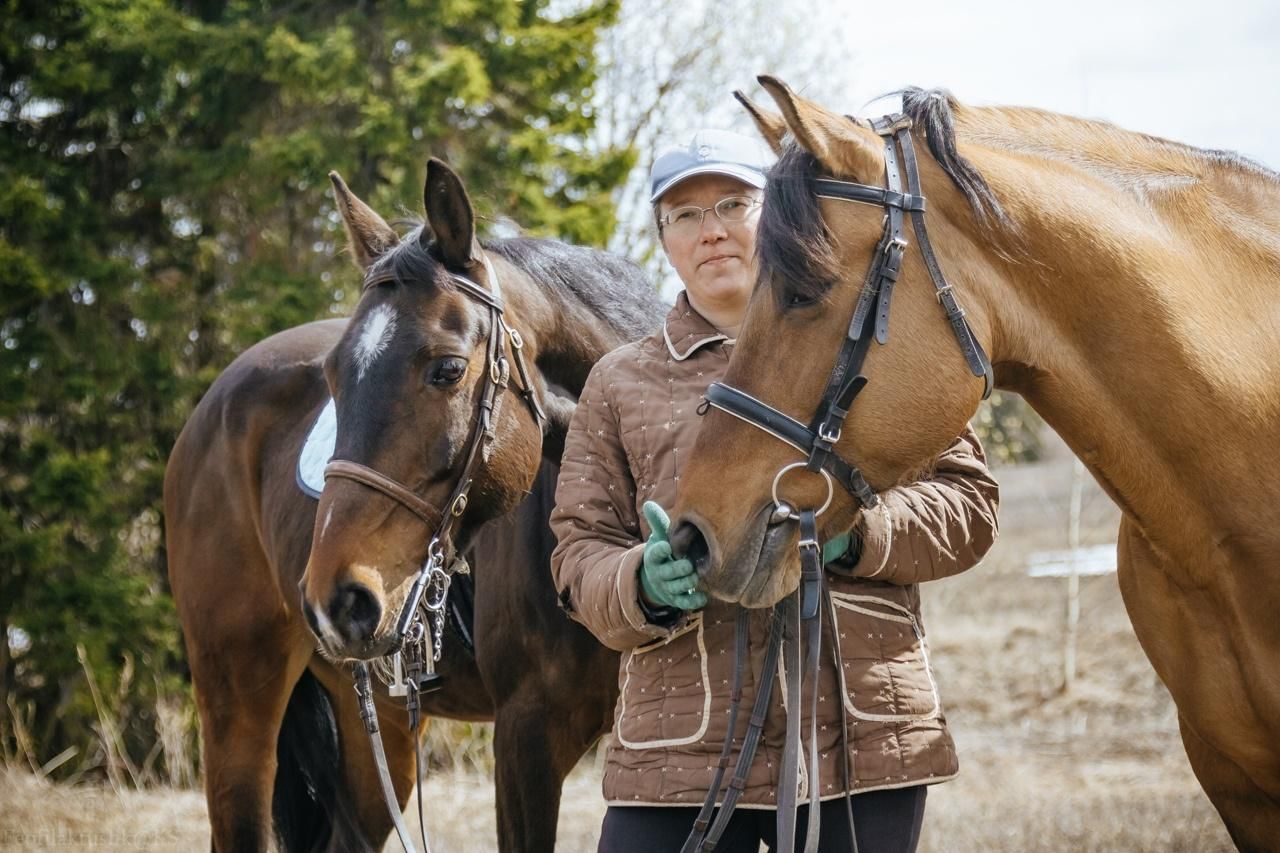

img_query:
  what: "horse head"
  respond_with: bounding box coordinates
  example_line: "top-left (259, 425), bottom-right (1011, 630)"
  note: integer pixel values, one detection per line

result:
top-left (671, 77), bottom-right (1000, 608)
top-left (301, 159), bottom-right (550, 660)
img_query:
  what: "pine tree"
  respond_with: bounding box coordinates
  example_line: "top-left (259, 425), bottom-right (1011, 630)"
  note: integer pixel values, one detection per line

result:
top-left (1, 0), bottom-right (627, 777)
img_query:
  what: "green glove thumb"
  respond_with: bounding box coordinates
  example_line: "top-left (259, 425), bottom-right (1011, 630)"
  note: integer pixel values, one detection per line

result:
top-left (642, 501), bottom-right (670, 542)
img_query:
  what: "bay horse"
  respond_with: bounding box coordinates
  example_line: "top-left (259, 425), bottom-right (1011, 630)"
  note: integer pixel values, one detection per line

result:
top-left (165, 158), bottom-right (666, 851)
top-left (669, 77), bottom-right (1280, 850)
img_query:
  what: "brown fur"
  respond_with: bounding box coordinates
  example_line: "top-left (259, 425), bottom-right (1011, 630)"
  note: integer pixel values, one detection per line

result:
top-left (166, 162), bottom-right (661, 851)
top-left (673, 80), bottom-right (1280, 849)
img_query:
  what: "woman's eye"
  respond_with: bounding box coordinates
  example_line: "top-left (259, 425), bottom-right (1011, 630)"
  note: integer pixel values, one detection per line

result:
top-left (672, 208), bottom-right (700, 223)
top-left (431, 357), bottom-right (468, 385)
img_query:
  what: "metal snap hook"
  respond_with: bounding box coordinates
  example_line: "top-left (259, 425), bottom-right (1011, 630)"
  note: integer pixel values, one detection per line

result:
top-left (770, 462), bottom-right (834, 518)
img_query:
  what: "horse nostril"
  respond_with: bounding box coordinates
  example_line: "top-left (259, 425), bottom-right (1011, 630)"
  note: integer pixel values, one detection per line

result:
top-left (670, 519), bottom-right (710, 574)
top-left (330, 583), bottom-right (382, 645)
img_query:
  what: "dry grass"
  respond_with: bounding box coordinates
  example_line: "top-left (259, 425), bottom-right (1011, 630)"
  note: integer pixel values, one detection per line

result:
top-left (0, 433), bottom-right (1238, 850)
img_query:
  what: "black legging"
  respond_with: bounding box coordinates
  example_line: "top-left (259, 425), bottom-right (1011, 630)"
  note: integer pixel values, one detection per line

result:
top-left (598, 785), bottom-right (928, 853)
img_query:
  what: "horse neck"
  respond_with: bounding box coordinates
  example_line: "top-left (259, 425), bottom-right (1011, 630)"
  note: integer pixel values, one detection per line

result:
top-left (494, 250), bottom-right (661, 395)
top-left (964, 133), bottom-right (1280, 577)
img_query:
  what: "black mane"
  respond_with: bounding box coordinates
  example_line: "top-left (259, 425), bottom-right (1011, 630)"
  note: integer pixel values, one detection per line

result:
top-left (757, 87), bottom-right (1009, 304)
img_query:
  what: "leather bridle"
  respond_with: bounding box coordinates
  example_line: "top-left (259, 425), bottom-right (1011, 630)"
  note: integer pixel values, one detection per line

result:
top-left (325, 252), bottom-right (545, 853)
top-left (684, 114), bottom-right (993, 853)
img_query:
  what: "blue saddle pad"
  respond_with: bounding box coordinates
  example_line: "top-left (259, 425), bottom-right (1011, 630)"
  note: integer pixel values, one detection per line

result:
top-left (296, 398), bottom-right (336, 499)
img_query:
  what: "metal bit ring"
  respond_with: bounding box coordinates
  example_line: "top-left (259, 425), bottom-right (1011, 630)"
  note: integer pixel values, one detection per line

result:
top-left (770, 462), bottom-right (834, 518)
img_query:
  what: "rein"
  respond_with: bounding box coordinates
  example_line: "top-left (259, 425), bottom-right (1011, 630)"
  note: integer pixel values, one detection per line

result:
top-left (327, 253), bottom-right (546, 853)
top-left (688, 113), bottom-right (993, 852)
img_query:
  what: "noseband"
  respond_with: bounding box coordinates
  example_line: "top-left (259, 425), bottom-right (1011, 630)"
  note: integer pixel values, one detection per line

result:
top-left (684, 114), bottom-right (993, 853)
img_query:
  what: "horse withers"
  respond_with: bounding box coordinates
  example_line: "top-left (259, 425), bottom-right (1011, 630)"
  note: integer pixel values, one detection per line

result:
top-left (165, 158), bottom-right (666, 851)
top-left (668, 77), bottom-right (1280, 850)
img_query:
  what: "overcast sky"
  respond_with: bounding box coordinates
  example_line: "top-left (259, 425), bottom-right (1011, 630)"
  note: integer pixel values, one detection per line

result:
top-left (743, 0), bottom-right (1279, 170)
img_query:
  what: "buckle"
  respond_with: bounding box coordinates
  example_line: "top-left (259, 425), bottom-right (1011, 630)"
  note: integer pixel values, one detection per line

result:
top-left (817, 422), bottom-right (842, 444)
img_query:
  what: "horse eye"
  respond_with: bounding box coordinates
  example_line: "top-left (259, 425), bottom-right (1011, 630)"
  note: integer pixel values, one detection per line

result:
top-left (431, 357), bottom-right (468, 385)
top-left (786, 291), bottom-right (816, 309)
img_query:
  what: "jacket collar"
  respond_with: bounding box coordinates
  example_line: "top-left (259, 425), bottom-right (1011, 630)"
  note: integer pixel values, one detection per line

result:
top-left (662, 292), bottom-right (731, 361)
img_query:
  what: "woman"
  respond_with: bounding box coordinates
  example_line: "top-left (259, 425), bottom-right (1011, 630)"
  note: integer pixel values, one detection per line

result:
top-left (550, 129), bottom-right (999, 852)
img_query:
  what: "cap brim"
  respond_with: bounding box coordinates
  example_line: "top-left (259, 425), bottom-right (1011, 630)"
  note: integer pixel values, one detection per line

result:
top-left (649, 164), bottom-right (767, 203)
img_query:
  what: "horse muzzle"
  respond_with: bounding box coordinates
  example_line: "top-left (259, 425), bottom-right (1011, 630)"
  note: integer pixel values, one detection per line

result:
top-left (302, 579), bottom-right (397, 660)
top-left (671, 502), bottom-right (799, 608)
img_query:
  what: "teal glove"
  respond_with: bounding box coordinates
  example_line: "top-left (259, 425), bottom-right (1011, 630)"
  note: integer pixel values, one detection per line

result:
top-left (640, 501), bottom-right (707, 611)
top-left (822, 531), bottom-right (853, 565)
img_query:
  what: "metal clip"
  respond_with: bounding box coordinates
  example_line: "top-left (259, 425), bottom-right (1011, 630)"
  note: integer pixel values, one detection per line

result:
top-left (388, 652), bottom-right (407, 697)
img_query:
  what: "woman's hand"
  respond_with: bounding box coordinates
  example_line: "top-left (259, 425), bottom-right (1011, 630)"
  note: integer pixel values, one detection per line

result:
top-left (640, 502), bottom-right (707, 611)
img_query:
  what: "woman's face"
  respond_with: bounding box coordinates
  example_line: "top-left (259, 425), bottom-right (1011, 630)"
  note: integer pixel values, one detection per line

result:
top-left (658, 174), bottom-right (762, 316)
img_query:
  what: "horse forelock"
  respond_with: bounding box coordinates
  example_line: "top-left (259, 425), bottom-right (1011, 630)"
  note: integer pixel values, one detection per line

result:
top-left (756, 145), bottom-right (842, 305)
top-left (757, 90), bottom-right (1022, 305)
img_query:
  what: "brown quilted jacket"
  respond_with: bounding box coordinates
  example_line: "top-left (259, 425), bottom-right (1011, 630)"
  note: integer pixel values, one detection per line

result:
top-left (549, 293), bottom-right (999, 807)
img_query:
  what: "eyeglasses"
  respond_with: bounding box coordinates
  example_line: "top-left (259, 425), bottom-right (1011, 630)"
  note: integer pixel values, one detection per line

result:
top-left (660, 195), bottom-right (761, 235)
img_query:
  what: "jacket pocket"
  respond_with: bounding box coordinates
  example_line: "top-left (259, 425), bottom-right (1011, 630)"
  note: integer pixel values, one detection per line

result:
top-left (829, 587), bottom-right (941, 722)
top-left (615, 615), bottom-right (712, 748)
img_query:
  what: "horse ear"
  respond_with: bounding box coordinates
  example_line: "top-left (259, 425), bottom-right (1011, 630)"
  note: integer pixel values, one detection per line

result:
top-left (329, 171), bottom-right (399, 269)
top-left (423, 158), bottom-right (478, 270)
top-left (734, 90), bottom-right (786, 155)
top-left (757, 75), bottom-right (883, 180)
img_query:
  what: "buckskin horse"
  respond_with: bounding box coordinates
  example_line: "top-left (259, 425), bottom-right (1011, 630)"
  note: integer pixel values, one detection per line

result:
top-left (668, 77), bottom-right (1280, 850)
top-left (165, 158), bottom-right (666, 851)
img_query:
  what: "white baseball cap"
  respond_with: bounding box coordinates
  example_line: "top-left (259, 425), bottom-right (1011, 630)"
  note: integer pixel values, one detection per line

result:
top-left (649, 129), bottom-right (772, 203)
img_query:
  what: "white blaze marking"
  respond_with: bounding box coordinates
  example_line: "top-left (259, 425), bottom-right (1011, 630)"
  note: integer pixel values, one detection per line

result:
top-left (311, 602), bottom-right (345, 650)
top-left (320, 506), bottom-right (334, 538)
top-left (354, 304), bottom-right (397, 381)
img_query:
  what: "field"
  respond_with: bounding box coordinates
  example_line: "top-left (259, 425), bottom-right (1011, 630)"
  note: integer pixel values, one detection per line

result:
top-left (0, 432), bottom-right (1234, 851)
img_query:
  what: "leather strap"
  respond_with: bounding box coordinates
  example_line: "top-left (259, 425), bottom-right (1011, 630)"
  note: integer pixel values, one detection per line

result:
top-left (895, 129), bottom-right (994, 397)
top-left (324, 460), bottom-right (444, 529)
top-left (812, 179), bottom-right (925, 212)
top-left (354, 663), bottom-right (420, 853)
top-left (776, 592), bottom-right (802, 852)
top-left (692, 602), bottom-right (786, 851)
top-left (703, 383), bottom-right (879, 507)
top-left (681, 610), bottom-right (751, 853)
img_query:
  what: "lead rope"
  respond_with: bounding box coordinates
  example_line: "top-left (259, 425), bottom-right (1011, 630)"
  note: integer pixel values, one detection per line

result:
top-left (354, 662), bottom-right (422, 853)
top-left (777, 510), bottom-right (826, 853)
top-left (684, 604), bottom-right (786, 852)
top-left (681, 610), bottom-right (752, 853)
